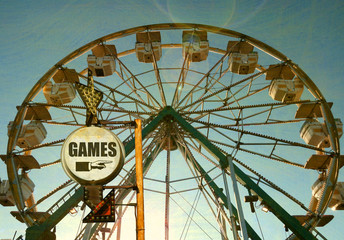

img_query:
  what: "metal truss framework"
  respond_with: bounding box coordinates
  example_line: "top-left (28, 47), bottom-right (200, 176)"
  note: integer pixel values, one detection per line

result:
top-left (4, 23), bottom-right (339, 240)
top-left (25, 106), bottom-right (316, 240)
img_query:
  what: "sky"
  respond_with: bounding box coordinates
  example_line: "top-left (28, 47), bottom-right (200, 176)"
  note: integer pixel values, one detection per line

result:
top-left (1, 0), bottom-right (344, 239)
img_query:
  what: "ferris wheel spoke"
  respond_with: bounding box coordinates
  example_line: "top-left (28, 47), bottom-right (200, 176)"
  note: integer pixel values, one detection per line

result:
top-left (35, 102), bottom-right (151, 128)
top-left (183, 126), bottom-right (313, 216)
top-left (94, 79), bottom-right (158, 112)
top-left (208, 138), bottom-right (305, 168)
top-left (30, 102), bottom-right (86, 119)
top-left (113, 67), bottom-right (149, 103)
top-left (39, 159), bottom-right (61, 168)
top-left (185, 73), bottom-right (259, 113)
top-left (176, 52), bottom-right (230, 109)
top-left (230, 155), bottom-right (312, 213)
top-left (169, 196), bottom-right (215, 240)
top-left (192, 113), bottom-right (306, 128)
top-left (116, 144), bottom-right (163, 204)
top-left (223, 118), bottom-right (306, 128)
top-left (150, 44), bottom-right (167, 107)
top-left (115, 57), bottom-right (163, 108)
top-left (24, 180), bottom-right (75, 213)
top-left (179, 69), bottom-right (268, 112)
top-left (15, 139), bottom-right (66, 154)
top-left (172, 53), bottom-right (191, 107)
top-left (183, 139), bottom-right (222, 168)
top-left (221, 77), bottom-right (266, 109)
top-left (182, 67), bottom-right (232, 113)
top-left (184, 100), bottom-right (313, 115)
top-left (184, 115), bottom-right (329, 153)
top-left (174, 141), bottom-right (223, 239)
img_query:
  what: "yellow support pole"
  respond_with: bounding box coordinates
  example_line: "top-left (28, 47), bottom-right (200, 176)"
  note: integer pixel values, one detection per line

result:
top-left (135, 119), bottom-right (145, 240)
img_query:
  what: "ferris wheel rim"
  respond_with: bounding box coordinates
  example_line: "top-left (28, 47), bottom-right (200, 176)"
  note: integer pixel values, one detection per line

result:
top-left (5, 23), bottom-right (340, 237)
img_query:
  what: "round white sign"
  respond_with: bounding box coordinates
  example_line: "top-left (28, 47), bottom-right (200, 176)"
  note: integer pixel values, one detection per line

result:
top-left (61, 126), bottom-right (125, 185)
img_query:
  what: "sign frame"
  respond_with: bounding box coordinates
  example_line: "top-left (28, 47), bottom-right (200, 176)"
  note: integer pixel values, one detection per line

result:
top-left (61, 126), bottom-right (125, 185)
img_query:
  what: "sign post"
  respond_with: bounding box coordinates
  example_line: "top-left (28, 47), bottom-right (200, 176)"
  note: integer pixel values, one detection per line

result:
top-left (135, 119), bottom-right (145, 240)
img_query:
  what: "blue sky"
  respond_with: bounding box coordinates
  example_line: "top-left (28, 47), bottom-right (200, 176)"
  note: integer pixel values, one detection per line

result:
top-left (1, 0), bottom-right (344, 239)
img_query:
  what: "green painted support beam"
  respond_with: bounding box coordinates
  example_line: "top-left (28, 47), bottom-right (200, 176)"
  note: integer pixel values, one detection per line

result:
top-left (168, 107), bottom-right (316, 240)
top-left (178, 144), bottom-right (262, 240)
top-left (165, 106), bottom-right (229, 169)
top-left (124, 107), bottom-right (171, 154)
top-left (26, 187), bottom-right (84, 240)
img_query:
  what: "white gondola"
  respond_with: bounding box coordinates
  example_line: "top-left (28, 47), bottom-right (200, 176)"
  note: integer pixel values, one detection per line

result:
top-left (266, 64), bottom-right (304, 102)
top-left (300, 118), bottom-right (343, 148)
top-left (135, 31), bottom-right (162, 63)
top-left (269, 78), bottom-right (304, 102)
top-left (43, 80), bottom-right (76, 105)
top-left (8, 120), bottom-right (47, 149)
top-left (312, 180), bottom-right (344, 210)
top-left (0, 175), bottom-right (35, 206)
top-left (227, 41), bottom-right (258, 75)
top-left (87, 44), bottom-right (116, 77)
top-left (182, 30), bottom-right (209, 62)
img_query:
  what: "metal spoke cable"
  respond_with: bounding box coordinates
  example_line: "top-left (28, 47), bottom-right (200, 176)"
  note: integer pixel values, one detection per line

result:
top-left (115, 57), bottom-right (163, 108)
top-left (44, 121), bottom-right (85, 127)
top-left (113, 62), bottom-right (160, 109)
top-left (194, 119), bottom-right (306, 128)
top-left (39, 159), bottom-right (61, 168)
top-left (169, 196), bottom-right (214, 240)
top-left (183, 100), bottom-right (312, 115)
top-left (209, 138), bottom-right (305, 168)
top-left (25, 180), bottom-right (75, 212)
top-left (148, 32), bottom-right (167, 106)
top-left (179, 67), bottom-right (269, 111)
top-left (183, 115), bottom-right (329, 153)
top-left (177, 139), bottom-right (237, 239)
top-left (222, 85), bottom-right (270, 111)
top-left (181, 126), bottom-right (313, 214)
top-left (184, 139), bottom-right (222, 168)
top-left (172, 51), bottom-right (191, 107)
top-left (177, 51), bottom-right (230, 108)
top-left (176, 136), bottom-right (230, 231)
top-left (15, 139), bottom-right (66, 154)
top-left (183, 62), bottom-right (231, 112)
top-left (74, 205), bottom-right (87, 239)
top-left (94, 79), bottom-right (157, 113)
top-left (200, 185), bottom-right (231, 240)
top-left (169, 184), bottom-right (220, 238)
top-left (254, 209), bottom-right (265, 240)
top-left (180, 190), bottom-right (202, 240)
top-left (32, 102), bottom-right (151, 115)
top-left (230, 156), bottom-right (313, 213)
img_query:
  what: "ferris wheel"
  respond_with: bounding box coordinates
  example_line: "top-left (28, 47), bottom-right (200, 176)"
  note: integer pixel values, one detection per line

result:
top-left (1, 23), bottom-right (343, 240)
